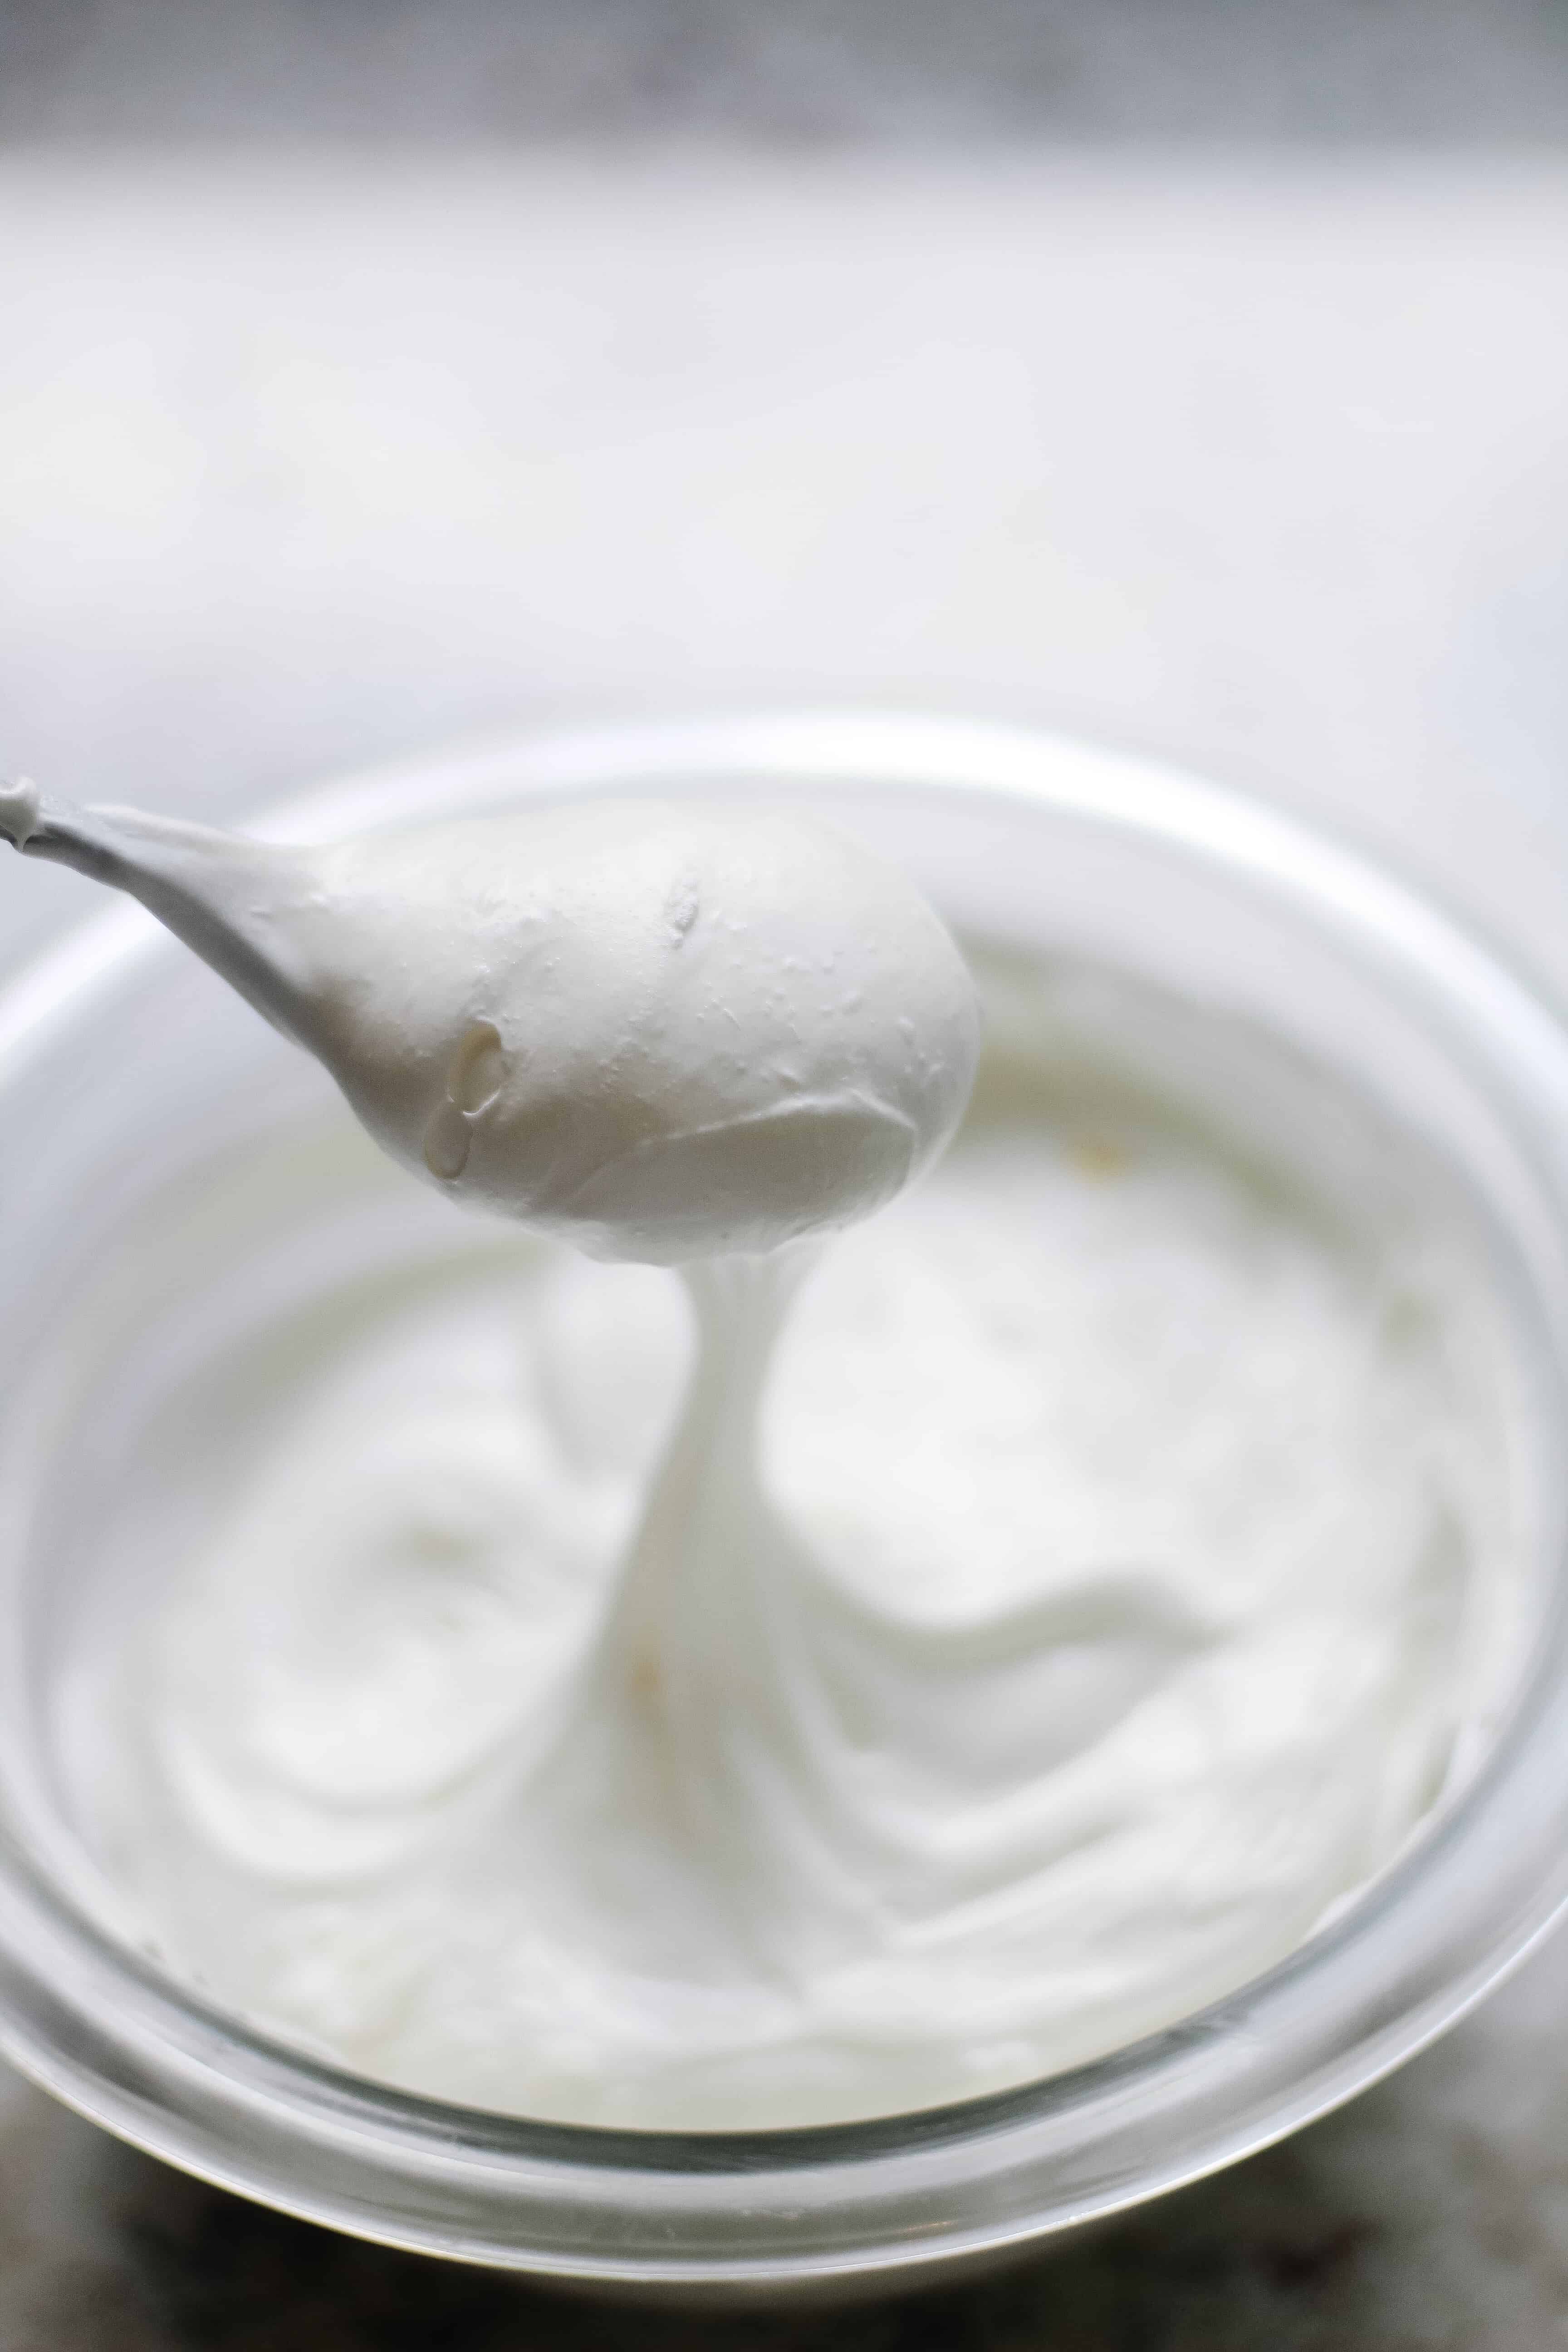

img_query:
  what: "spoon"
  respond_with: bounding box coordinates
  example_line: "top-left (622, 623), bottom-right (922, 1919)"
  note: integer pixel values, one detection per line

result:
top-left (0, 774), bottom-right (980, 1263)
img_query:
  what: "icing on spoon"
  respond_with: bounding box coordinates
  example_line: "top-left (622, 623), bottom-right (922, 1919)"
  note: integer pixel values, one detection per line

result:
top-left (0, 777), bottom-right (980, 1262)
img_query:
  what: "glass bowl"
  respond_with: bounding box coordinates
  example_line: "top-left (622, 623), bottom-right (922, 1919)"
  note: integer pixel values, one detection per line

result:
top-left (0, 710), bottom-right (1567, 2301)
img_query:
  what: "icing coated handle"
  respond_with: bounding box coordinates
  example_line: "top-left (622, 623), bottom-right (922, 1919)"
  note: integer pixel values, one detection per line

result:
top-left (0, 774), bottom-right (315, 1047)
top-left (0, 777), bottom-right (135, 882)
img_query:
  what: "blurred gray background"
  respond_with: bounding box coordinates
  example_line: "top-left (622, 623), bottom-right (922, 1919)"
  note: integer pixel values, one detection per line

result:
top-left (1, 0), bottom-right (1567, 984)
top-left (5, 0), bottom-right (1568, 145)
top-left (2, 5), bottom-right (1568, 2347)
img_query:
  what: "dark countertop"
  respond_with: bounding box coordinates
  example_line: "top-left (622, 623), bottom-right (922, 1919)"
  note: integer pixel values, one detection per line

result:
top-left (5, 1914), bottom-right (1568, 2351)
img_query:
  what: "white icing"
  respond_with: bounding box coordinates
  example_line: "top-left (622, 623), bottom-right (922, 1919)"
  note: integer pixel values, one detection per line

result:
top-left (5, 793), bottom-right (981, 1263)
top-left (66, 965), bottom-right (1530, 2130)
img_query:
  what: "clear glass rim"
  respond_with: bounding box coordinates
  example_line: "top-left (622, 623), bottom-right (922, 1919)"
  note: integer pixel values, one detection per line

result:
top-left (3, 708), bottom-right (1568, 2288)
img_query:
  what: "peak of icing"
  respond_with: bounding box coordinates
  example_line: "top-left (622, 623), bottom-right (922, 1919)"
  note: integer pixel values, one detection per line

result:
top-left (0, 777), bottom-right (40, 849)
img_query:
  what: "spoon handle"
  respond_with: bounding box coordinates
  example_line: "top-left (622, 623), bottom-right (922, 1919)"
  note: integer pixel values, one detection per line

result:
top-left (0, 775), bottom-right (314, 1046)
top-left (0, 777), bottom-right (153, 885)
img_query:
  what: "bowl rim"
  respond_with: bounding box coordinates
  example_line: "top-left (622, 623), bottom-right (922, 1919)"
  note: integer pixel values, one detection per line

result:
top-left (3, 706), bottom-right (1568, 2287)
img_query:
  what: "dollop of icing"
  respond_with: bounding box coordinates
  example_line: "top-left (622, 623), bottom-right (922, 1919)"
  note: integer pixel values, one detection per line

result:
top-left (287, 801), bottom-right (981, 1261)
top-left (3, 790), bottom-right (981, 1263)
